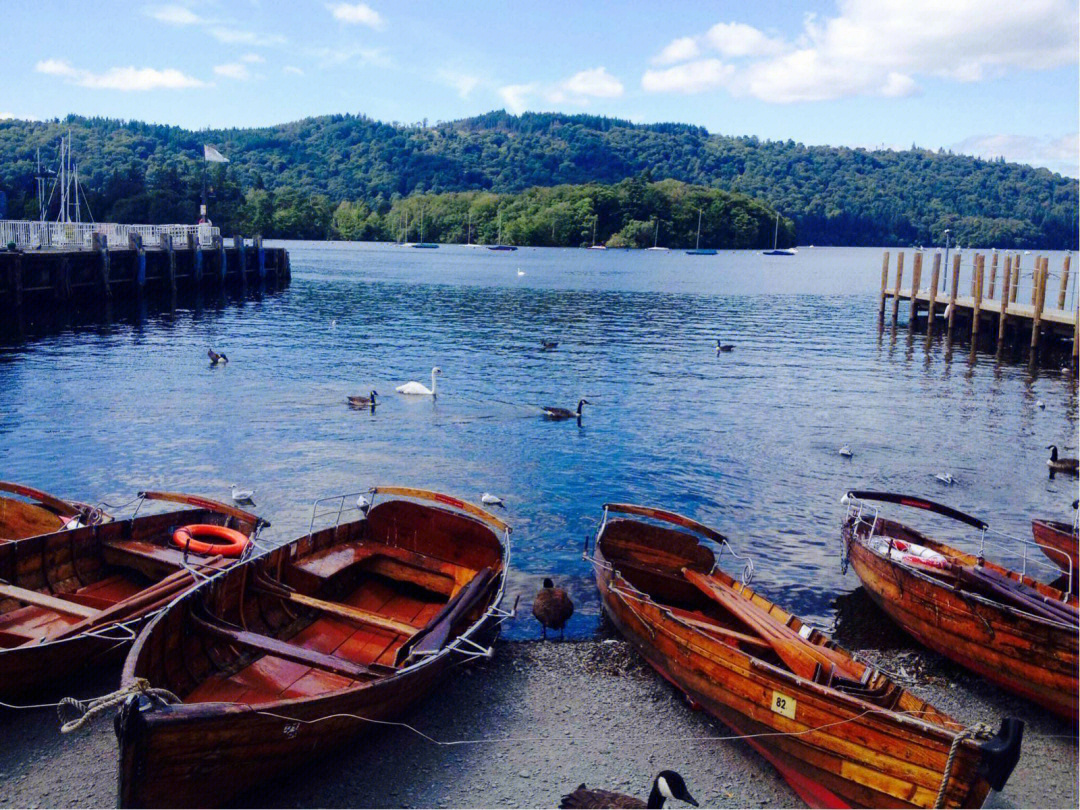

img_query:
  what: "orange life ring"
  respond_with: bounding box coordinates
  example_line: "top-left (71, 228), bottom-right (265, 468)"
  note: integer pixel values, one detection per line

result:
top-left (172, 524), bottom-right (249, 557)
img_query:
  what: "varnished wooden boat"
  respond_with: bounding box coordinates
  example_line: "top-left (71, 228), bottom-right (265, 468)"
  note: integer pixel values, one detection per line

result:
top-left (589, 503), bottom-right (1022, 809)
top-left (843, 492), bottom-right (1079, 720)
top-left (1031, 502), bottom-right (1078, 577)
top-left (0, 480), bottom-right (111, 542)
top-left (116, 487), bottom-right (511, 808)
top-left (0, 491), bottom-right (263, 700)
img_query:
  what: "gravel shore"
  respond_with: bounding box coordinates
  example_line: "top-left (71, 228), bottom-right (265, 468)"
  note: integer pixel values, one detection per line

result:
top-left (1, 633), bottom-right (1076, 808)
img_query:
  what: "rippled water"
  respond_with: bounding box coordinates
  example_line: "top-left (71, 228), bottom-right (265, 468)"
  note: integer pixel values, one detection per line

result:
top-left (1, 242), bottom-right (1076, 639)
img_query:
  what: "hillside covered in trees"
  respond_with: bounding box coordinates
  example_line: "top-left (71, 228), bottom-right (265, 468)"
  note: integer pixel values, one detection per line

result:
top-left (0, 111), bottom-right (1074, 248)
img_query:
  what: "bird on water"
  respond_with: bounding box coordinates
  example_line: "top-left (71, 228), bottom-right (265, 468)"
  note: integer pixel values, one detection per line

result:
top-left (560, 770), bottom-right (698, 809)
top-left (541, 339), bottom-right (559, 350)
top-left (208, 349), bottom-right (228, 365)
top-left (397, 367), bottom-right (441, 397)
top-left (1047, 445), bottom-right (1079, 475)
top-left (533, 577), bottom-right (574, 639)
top-left (838, 445), bottom-right (854, 458)
top-left (347, 391), bottom-right (378, 408)
top-left (715, 340), bottom-right (734, 354)
top-left (230, 484), bottom-right (255, 505)
top-left (481, 493), bottom-right (506, 509)
top-left (543, 399), bottom-right (589, 420)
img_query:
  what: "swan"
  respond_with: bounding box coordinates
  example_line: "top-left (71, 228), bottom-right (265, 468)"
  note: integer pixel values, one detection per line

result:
top-left (397, 367), bottom-right (441, 396)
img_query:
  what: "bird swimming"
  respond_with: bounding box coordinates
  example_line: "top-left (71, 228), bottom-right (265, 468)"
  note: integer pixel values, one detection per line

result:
top-left (230, 484), bottom-right (255, 505)
top-left (347, 391), bottom-right (378, 407)
top-left (839, 445), bottom-right (853, 458)
top-left (541, 339), bottom-right (559, 350)
top-left (481, 493), bottom-right (506, 509)
top-left (560, 770), bottom-right (698, 809)
top-left (715, 340), bottom-right (734, 354)
top-left (533, 577), bottom-right (574, 640)
top-left (397, 367), bottom-right (441, 396)
top-left (1047, 445), bottom-right (1079, 475)
top-left (934, 472), bottom-right (956, 485)
top-left (542, 399), bottom-right (589, 420)
top-left (517, 269), bottom-right (526, 276)
top-left (208, 349), bottom-right (228, 365)
top-left (1037, 400), bottom-right (1046, 410)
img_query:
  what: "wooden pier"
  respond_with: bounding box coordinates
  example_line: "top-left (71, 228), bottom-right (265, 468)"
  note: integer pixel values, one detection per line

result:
top-left (879, 250), bottom-right (1078, 359)
top-left (0, 234), bottom-right (290, 318)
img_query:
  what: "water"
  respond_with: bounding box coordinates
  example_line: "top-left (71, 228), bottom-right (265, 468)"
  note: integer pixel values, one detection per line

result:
top-left (1, 243), bottom-right (1076, 639)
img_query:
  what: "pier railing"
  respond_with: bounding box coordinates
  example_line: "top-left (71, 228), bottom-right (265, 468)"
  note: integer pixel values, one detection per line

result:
top-left (0, 220), bottom-right (220, 250)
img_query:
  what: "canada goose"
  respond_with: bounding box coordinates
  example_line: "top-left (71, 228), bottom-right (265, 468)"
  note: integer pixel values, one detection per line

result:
top-left (715, 340), bottom-right (734, 353)
top-left (397, 367), bottom-right (441, 396)
top-left (347, 391), bottom-right (378, 407)
top-left (541, 339), bottom-right (559, 350)
top-left (1037, 400), bottom-right (1046, 410)
top-left (1047, 445), bottom-right (1079, 475)
top-left (208, 349), bottom-right (228, 365)
top-left (543, 399), bottom-right (589, 420)
top-left (481, 493), bottom-right (506, 509)
top-left (560, 770), bottom-right (698, 809)
top-left (533, 577), bottom-right (574, 639)
top-left (839, 445), bottom-right (853, 458)
top-left (230, 484), bottom-right (255, 505)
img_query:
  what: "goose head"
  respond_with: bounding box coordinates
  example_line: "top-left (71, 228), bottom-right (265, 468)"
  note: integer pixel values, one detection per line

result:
top-left (370, 390), bottom-right (378, 403)
top-left (1047, 444), bottom-right (1059, 461)
top-left (577, 398), bottom-right (590, 414)
top-left (652, 771), bottom-right (697, 808)
top-left (542, 577), bottom-right (554, 589)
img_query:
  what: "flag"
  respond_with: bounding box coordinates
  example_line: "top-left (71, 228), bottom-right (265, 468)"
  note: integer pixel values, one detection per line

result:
top-left (204, 145), bottom-right (229, 163)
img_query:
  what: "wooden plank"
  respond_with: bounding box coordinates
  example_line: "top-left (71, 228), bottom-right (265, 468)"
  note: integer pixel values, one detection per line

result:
top-left (0, 583), bottom-right (100, 618)
top-left (273, 589), bottom-right (422, 635)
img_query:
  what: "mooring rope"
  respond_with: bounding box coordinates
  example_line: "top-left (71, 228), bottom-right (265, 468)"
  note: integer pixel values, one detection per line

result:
top-left (56, 678), bottom-right (180, 734)
top-left (933, 722), bottom-right (991, 808)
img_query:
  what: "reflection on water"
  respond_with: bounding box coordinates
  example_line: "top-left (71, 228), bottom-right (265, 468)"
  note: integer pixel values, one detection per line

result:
top-left (1, 243), bottom-right (1076, 639)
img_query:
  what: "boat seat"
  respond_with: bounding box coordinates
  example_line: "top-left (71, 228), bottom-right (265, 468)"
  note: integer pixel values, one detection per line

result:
top-left (102, 539), bottom-right (193, 579)
top-left (286, 542), bottom-right (476, 597)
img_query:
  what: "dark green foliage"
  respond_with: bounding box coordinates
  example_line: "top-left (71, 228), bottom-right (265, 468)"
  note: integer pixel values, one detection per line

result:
top-left (0, 111), bottom-right (1074, 248)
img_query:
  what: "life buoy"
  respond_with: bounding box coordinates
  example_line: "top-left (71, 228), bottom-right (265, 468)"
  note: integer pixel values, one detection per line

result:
top-left (172, 524), bottom-right (249, 557)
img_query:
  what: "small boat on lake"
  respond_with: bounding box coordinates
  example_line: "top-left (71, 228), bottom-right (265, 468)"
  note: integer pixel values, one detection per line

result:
top-left (589, 502), bottom-right (1022, 808)
top-left (1031, 500), bottom-right (1078, 579)
top-left (763, 211), bottom-right (797, 256)
top-left (0, 491), bottom-right (264, 700)
top-left (0, 480), bottom-right (110, 542)
top-left (685, 209), bottom-right (716, 256)
top-left (116, 487), bottom-right (511, 808)
top-left (842, 491), bottom-right (1078, 720)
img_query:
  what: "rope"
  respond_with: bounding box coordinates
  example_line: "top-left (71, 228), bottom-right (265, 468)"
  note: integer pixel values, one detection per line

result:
top-left (57, 678), bottom-right (180, 734)
top-left (933, 722), bottom-right (991, 808)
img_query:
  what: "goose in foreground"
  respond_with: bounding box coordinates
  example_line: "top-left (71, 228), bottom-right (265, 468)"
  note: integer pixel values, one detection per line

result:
top-left (542, 399), bottom-right (589, 420)
top-left (207, 349), bottom-right (228, 365)
top-left (1047, 445), bottom-right (1079, 475)
top-left (230, 484), bottom-right (255, 505)
top-left (715, 340), bottom-right (734, 353)
top-left (347, 391), bottom-right (378, 407)
top-left (396, 367), bottom-right (441, 396)
top-left (481, 493), bottom-right (506, 509)
top-left (533, 577), bottom-right (574, 639)
top-left (560, 771), bottom-right (698, 809)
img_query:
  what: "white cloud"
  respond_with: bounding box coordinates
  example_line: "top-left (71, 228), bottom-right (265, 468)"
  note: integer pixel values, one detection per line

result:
top-left (35, 59), bottom-right (205, 90)
top-left (553, 67), bottom-right (624, 102)
top-left (306, 45), bottom-right (388, 68)
top-left (499, 83), bottom-right (537, 115)
top-left (241, 53), bottom-right (265, 64)
top-left (0, 112), bottom-right (39, 121)
top-left (438, 69), bottom-right (480, 99)
top-left (214, 62), bottom-right (251, 81)
top-left (328, 2), bottom-right (384, 28)
top-left (283, 65), bottom-right (305, 75)
top-left (146, 5), bottom-right (202, 25)
top-left (208, 27), bottom-right (286, 46)
top-left (952, 132), bottom-right (1080, 177)
top-left (642, 59), bottom-right (734, 94)
top-left (646, 1), bottom-right (1078, 102)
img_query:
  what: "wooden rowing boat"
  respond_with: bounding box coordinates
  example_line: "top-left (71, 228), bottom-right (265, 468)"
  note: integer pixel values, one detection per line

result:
top-left (116, 487), bottom-right (511, 808)
top-left (843, 491), bottom-right (1078, 721)
top-left (0, 480), bottom-right (111, 542)
top-left (589, 503), bottom-right (1022, 809)
top-left (1031, 509), bottom-right (1078, 579)
top-left (0, 491), bottom-right (263, 700)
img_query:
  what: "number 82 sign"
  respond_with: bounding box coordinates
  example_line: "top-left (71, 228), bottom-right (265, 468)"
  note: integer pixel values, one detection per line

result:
top-left (771, 690), bottom-right (797, 719)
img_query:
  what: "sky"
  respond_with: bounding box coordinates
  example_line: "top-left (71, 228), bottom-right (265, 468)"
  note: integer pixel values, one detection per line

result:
top-left (2, 0), bottom-right (1077, 176)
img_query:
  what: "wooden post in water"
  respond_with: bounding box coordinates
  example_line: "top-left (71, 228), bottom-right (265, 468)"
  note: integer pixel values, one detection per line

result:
top-left (947, 253), bottom-right (961, 333)
top-left (1010, 254), bottom-right (1020, 302)
top-left (926, 253), bottom-right (941, 334)
top-left (971, 255), bottom-right (984, 340)
top-left (163, 233), bottom-right (177, 296)
top-left (1031, 261), bottom-right (1047, 350)
top-left (1058, 255), bottom-right (1071, 310)
top-left (909, 252), bottom-right (923, 324)
top-left (891, 251), bottom-right (904, 324)
top-left (998, 255), bottom-right (1012, 347)
top-left (1030, 257), bottom-right (1041, 305)
top-left (987, 252), bottom-right (998, 299)
top-left (878, 251), bottom-right (890, 319)
top-left (130, 233), bottom-right (146, 295)
top-left (969, 253), bottom-right (977, 297)
top-left (95, 233), bottom-right (112, 300)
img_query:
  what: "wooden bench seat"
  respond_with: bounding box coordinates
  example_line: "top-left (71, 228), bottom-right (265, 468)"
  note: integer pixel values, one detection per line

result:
top-left (287, 542), bottom-right (477, 597)
top-left (102, 539), bottom-right (189, 579)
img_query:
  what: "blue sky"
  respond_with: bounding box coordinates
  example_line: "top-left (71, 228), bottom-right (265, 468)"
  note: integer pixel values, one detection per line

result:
top-left (3, 1), bottom-right (1077, 176)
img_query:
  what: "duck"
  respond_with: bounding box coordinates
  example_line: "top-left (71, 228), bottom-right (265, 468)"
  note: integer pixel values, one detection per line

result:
top-left (839, 445), bottom-right (854, 458)
top-left (207, 349), bottom-right (228, 365)
top-left (1047, 445), bottom-right (1079, 475)
top-left (543, 399), bottom-right (589, 420)
top-left (230, 484), bottom-right (255, 505)
top-left (481, 493), bottom-right (506, 510)
top-left (532, 577), bottom-right (574, 639)
top-left (397, 367), bottom-right (441, 397)
top-left (560, 771), bottom-right (698, 809)
top-left (541, 339), bottom-right (559, 350)
top-left (715, 340), bottom-right (734, 353)
top-left (347, 391), bottom-right (378, 407)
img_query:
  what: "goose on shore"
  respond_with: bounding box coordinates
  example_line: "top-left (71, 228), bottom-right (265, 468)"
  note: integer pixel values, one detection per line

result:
top-left (208, 349), bottom-right (228, 365)
top-left (533, 577), bottom-right (574, 639)
top-left (397, 367), bottom-right (440, 396)
top-left (543, 399), bottom-right (589, 420)
top-left (560, 771), bottom-right (698, 809)
top-left (347, 391), bottom-right (378, 408)
top-left (1047, 445), bottom-right (1079, 475)
top-left (230, 484), bottom-right (255, 505)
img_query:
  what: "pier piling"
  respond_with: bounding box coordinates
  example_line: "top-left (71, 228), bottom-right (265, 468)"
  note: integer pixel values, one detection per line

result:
top-left (987, 252), bottom-right (998, 299)
top-left (1031, 261), bottom-right (1048, 350)
top-left (947, 254), bottom-right (961, 333)
top-left (926, 253), bottom-right (941, 334)
top-left (971, 255), bottom-right (984, 340)
top-left (1059, 255), bottom-right (1072, 310)
top-left (1010, 255), bottom-right (1020, 303)
top-left (879, 251), bottom-right (890, 319)
top-left (892, 252), bottom-right (904, 324)
top-left (998, 256), bottom-right (1012, 347)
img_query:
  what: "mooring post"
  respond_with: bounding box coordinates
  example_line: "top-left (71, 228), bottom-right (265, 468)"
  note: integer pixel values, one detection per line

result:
top-left (162, 232), bottom-right (177, 295)
top-left (95, 233), bottom-right (112, 299)
top-left (892, 251), bottom-right (905, 324)
top-left (194, 240), bottom-right (204, 283)
top-left (926, 253), bottom-right (941, 333)
top-left (879, 251), bottom-right (890, 319)
top-left (947, 253), bottom-right (961, 333)
top-left (1058, 255), bottom-right (1071, 310)
top-left (1031, 261), bottom-right (1047, 351)
top-left (219, 239), bottom-right (228, 284)
top-left (998, 255), bottom-right (1012, 347)
top-left (969, 253), bottom-right (977, 297)
top-left (909, 252), bottom-right (923, 325)
top-left (1010, 254), bottom-right (1020, 303)
top-left (1030, 257), bottom-right (1041, 305)
top-left (130, 233), bottom-right (146, 295)
top-left (971, 255), bottom-right (984, 340)
top-left (987, 252), bottom-right (998, 299)
top-left (256, 234), bottom-right (266, 280)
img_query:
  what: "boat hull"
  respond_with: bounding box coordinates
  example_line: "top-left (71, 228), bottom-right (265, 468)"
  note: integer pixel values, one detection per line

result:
top-left (1031, 519), bottom-right (1078, 575)
top-left (844, 517), bottom-right (1078, 720)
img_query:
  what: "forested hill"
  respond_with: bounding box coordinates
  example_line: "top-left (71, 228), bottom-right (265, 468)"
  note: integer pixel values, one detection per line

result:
top-left (0, 111), bottom-right (1075, 248)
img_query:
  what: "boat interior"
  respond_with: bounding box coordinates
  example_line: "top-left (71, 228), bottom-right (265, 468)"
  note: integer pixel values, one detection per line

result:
top-left (133, 499), bottom-right (505, 706)
top-left (0, 506), bottom-right (248, 649)
top-left (0, 481), bottom-right (99, 542)
top-left (598, 514), bottom-right (948, 717)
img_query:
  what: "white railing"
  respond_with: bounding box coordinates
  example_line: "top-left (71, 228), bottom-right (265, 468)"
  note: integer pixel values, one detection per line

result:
top-left (0, 220), bottom-right (220, 250)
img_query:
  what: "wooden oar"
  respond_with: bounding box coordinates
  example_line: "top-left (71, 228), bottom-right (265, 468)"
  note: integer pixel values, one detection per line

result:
top-left (253, 578), bottom-right (421, 636)
top-left (0, 583), bottom-right (101, 619)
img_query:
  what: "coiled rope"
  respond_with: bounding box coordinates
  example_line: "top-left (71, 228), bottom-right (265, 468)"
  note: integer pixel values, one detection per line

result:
top-left (57, 678), bottom-right (180, 734)
top-left (933, 722), bottom-right (991, 808)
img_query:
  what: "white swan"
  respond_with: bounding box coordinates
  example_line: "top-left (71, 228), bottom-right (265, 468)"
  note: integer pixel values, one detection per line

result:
top-left (397, 367), bottom-right (441, 396)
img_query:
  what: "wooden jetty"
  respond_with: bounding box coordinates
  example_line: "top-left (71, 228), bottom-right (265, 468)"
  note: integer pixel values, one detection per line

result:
top-left (879, 250), bottom-right (1078, 359)
top-left (0, 233), bottom-right (290, 318)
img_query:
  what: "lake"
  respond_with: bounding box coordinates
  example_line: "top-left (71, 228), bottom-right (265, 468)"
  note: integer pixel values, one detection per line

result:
top-left (1, 242), bottom-right (1076, 639)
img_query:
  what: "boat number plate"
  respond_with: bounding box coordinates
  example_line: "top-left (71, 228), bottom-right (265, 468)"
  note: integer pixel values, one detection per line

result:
top-left (771, 691), bottom-right (796, 719)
